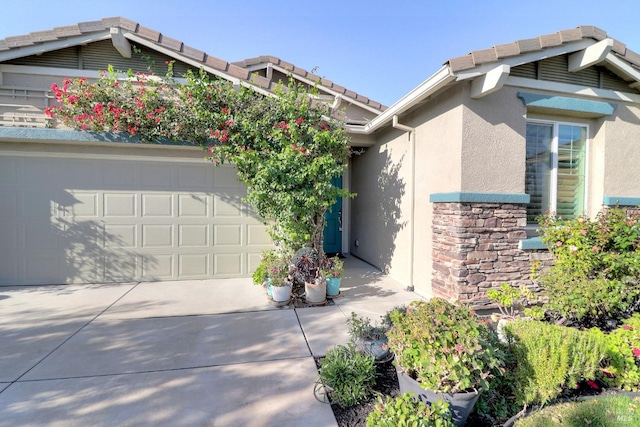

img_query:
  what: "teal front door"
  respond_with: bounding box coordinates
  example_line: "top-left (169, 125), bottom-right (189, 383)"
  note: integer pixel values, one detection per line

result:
top-left (323, 176), bottom-right (343, 255)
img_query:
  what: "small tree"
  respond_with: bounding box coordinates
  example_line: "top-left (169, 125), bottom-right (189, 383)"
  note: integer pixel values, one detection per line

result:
top-left (47, 64), bottom-right (353, 255)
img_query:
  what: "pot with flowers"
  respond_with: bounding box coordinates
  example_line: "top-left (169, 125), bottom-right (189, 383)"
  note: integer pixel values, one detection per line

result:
top-left (321, 255), bottom-right (343, 297)
top-left (268, 253), bottom-right (294, 303)
top-left (253, 249), bottom-right (278, 297)
top-left (387, 298), bottom-right (505, 426)
top-left (292, 247), bottom-right (326, 304)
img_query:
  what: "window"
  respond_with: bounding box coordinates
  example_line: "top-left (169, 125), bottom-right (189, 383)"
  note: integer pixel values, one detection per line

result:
top-left (525, 121), bottom-right (587, 224)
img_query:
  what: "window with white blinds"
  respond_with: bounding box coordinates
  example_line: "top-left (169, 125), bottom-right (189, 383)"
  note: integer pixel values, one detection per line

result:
top-left (525, 122), bottom-right (587, 223)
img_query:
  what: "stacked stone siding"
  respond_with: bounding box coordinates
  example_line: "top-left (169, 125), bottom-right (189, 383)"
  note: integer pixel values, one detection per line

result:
top-left (432, 202), bottom-right (553, 308)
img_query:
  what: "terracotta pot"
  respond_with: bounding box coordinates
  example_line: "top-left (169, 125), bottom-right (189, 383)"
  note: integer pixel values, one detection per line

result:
top-left (305, 279), bottom-right (326, 304)
top-left (395, 367), bottom-right (480, 426)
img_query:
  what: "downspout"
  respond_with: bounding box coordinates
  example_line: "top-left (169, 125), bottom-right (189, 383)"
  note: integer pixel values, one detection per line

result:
top-left (392, 115), bottom-right (416, 291)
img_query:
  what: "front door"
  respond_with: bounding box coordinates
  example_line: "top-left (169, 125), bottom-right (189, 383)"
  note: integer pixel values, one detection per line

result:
top-left (323, 176), bottom-right (343, 255)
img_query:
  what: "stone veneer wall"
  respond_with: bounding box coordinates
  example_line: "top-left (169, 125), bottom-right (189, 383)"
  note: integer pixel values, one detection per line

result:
top-left (431, 202), bottom-right (553, 308)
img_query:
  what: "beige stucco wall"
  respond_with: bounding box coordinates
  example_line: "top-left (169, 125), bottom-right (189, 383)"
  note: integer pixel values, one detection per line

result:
top-left (460, 85), bottom-right (527, 193)
top-left (350, 85), bottom-right (465, 295)
top-left (602, 103), bottom-right (640, 199)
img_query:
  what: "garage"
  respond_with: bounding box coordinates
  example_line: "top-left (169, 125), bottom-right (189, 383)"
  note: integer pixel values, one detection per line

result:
top-left (0, 140), bottom-right (271, 285)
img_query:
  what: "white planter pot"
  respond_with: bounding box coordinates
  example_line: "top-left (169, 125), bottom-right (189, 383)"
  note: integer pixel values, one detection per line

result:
top-left (305, 279), bottom-right (326, 304)
top-left (271, 284), bottom-right (292, 302)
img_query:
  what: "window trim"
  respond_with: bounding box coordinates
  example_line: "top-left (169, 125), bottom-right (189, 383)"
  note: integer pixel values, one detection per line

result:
top-left (525, 119), bottom-right (590, 225)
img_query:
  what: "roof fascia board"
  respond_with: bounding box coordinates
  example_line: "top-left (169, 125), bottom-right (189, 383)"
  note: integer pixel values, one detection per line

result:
top-left (123, 33), bottom-right (242, 85)
top-left (0, 32), bottom-right (112, 63)
top-left (454, 39), bottom-right (595, 81)
top-left (604, 52), bottom-right (640, 86)
top-left (266, 63), bottom-right (384, 115)
top-left (568, 38), bottom-right (613, 72)
top-left (506, 76), bottom-right (640, 104)
top-left (362, 65), bottom-right (456, 133)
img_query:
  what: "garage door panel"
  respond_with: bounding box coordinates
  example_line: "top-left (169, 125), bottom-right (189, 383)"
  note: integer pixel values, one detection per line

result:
top-left (104, 225), bottom-right (137, 248)
top-left (104, 193), bottom-right (137, 217)
top-left (213, 194), bottom-right (244, 217)
top-left (214, 225), bottom-right (242, 246)
top-left (142, 254), bottom-right (173, 279)
top-left (179, 253), bottom-right (209, 277)
top-left (104, 253), bottom-right (138, 282)
top-left (179, 224), bottom-right (208, 247)
top-left (0, 224), bottom-right (18, 249)
top-left (213, 253), bottom-right (242, 275)
top-left (142, 194), bottom-right (173, 217)
top-left (178, 194), bottom-right (208, 217)
top-left (142, 224), bottom-right (173, 247)
top-left (62, 192), bottom-right (98, 217)
top-left (247, 224), bottom-right (271, 246)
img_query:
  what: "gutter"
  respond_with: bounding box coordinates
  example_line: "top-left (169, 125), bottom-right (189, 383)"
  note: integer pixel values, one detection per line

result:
top-left (345, 65), bottom-right (457, 135)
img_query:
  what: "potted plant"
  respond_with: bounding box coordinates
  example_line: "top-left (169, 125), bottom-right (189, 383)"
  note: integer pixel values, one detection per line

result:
top-left (268, 253), bottom-right (293, 303)
top-left (321, 255), bottom-right (344, 297)
top-left (347, 312), bottom-right (392, 362)
top-left (292, 247), bottom-right (326, 304)
top-left (387, 298), bottom-right (505, 426)
top-left (253, 249), bottom-right (278, 297)
top-left (366, 393), bottom-right (456, 427)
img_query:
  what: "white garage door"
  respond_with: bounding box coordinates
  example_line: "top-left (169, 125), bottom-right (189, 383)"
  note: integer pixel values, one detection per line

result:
top-left (0, 151), bottom-right (271, 285)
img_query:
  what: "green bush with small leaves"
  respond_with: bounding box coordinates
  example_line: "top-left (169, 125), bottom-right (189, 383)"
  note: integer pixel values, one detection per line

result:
top-left (366, 393), bottom-right (455, 427)
top-left (537, 208), bottom-right (640, 322)
top-left (504, 320), bottom-right (607, 406)
top-left (591, 313), bottom-right (640, 391)
top-left (318, 343), bottom-right (376, 408)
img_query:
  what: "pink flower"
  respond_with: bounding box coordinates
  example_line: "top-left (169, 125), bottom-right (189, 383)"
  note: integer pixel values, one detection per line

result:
top-left (580, 229), bottom-right (587, 236)
top-left (454, 345), bottom-right (464, 352)
top-left (295, 118), bottom-right (304, 125)
top-left (592, 246), bottom-right (599, 252)
top-left (556, 241), bottom-right (563, 247)
top-left (632, 348), bottom-right (640, 358)
top-left (623, 324), bottom-right (632, 330)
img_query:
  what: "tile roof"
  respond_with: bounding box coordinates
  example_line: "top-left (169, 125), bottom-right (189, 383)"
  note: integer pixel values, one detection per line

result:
top-left (447, 26), bottom-right (640, 73)
top-left (0, 17), bottom-right (386, 112)
top-left (233, 56), bottom-right (386, 111)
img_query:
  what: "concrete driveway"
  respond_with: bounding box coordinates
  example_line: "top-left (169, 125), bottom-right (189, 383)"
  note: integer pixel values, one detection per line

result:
top-left (0, 257), bottom-right (421, 426)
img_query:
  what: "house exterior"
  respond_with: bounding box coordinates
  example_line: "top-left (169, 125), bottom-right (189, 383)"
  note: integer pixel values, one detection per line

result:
top-left (0, 17), bottom-right (382, 286)
top-left (2, 19), bottom-right (640, 308)
top-left (347, 26), bottom-right (640, 306)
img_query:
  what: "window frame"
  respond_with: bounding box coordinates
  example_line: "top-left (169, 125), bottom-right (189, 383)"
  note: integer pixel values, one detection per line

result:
top-left (525, 119), bottom-right (590, 226)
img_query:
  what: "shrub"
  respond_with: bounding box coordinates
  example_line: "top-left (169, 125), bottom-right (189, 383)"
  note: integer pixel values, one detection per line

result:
top-left (317, 343), bottom-right (376, 408)
top-left (593, 313), bottom-right (640, 391)
top-left (513, 395), bottom-right (640, 427)
top-left (537, 208), bottom-right (640, 323)
top-left (387, 299), bottom-right (504, 393)
top-left (366, 393), bottom-right (455, 427)
top-left (504, 320), bottom-right (607, 405)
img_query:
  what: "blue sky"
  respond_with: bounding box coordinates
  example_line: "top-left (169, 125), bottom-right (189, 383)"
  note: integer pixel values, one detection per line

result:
top-left (2, 1), bottom-right (638, 106)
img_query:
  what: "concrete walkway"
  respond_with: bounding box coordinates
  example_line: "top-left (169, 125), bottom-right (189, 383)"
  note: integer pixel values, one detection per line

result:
top-left (0, 256), bottom-right (422, 427)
